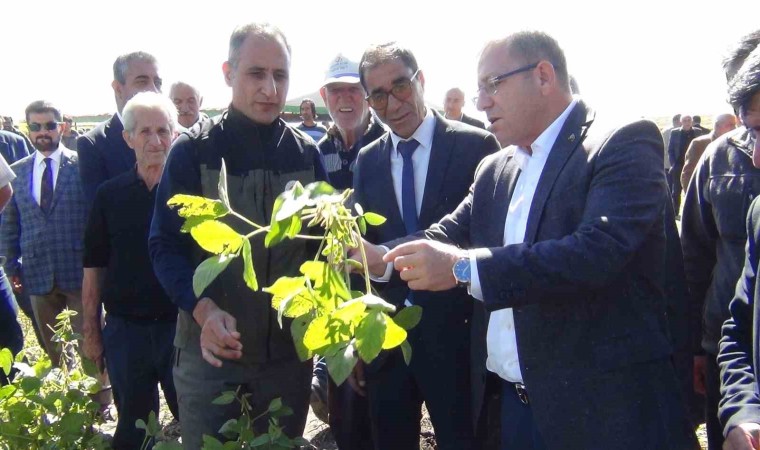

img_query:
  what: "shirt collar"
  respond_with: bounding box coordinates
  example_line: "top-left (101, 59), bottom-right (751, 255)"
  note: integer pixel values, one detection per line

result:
top-left (34, 145), bottom-right (64, 166)
top-left (513, 98), bottom-right (579, 169)
top-left (390, 108), bottom-right (435, 156)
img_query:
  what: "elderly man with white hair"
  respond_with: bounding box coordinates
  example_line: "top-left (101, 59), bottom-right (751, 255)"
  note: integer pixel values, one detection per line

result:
top-left (82, 91), bottom-right (180, 450)
top-left (169, 80), bottom-right (207, 130)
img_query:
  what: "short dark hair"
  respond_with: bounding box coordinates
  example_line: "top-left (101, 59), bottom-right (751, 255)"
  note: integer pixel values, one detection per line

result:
top-left (496, 31), bottom-right (570, 92)
top-left (25, 100), bottom-right (62, 123)
top-left (723, 29), bottom-right (760, 82)
top-left (228, 22), bottom-right (291, 69)
top-left (300, 99), bottom-right (317, 118)
top-left (671, 114), bottom-right (682, 126)
top-left (693, 115), bottom-right (702, 124)
top-left (113, 51), bottom-right (158, 85)
top-left (359, 42), bottom-right (419, 91)
top-left (728, 46), bottom-right (760, 115)
top-left (62, 114), bottom-right (73, 124)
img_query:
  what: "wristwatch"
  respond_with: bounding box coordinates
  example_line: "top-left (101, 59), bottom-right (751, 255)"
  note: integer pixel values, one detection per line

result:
top-left (452, 256), bottom-right (471, 287)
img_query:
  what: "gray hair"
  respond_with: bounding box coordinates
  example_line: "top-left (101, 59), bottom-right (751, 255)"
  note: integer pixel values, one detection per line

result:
top-left (122, 92), bottom-right (178, 134)
top-left (228, 23), bottom-right (291, 70)
top-left (113, 51), bottom-right (158, 85)
top-left (169, 81), bottom-right (202, 99)
top-left (486, 31), bottom-right (570, 92)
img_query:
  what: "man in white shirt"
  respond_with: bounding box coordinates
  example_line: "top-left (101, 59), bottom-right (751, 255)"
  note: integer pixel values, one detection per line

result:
top-left (371, 31), bottom-right (697, 450)
top-left (351, 42), bottom-right (499, 450)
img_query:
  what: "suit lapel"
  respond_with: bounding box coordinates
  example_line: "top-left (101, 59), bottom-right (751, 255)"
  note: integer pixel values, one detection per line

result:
top-left (491, 151), bottom-right (520, 246)
top-left (523, 101), bottom-right (594, 244)
top-left (49, 150), bottom-right (74, 212)
top-left (419, 114), bottom-right (454, 228)
top-left (106, 115), bottom-right (133, 169)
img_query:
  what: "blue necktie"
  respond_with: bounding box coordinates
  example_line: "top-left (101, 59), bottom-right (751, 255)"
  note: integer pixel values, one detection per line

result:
top-left (40, 158), bottom-right (53, 213)
top-left (398, 139), bottom-right (419, 234)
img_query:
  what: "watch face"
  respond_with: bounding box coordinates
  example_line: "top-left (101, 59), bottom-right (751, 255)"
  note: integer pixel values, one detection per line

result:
top-left (454, 258), bottom-right (471, 283)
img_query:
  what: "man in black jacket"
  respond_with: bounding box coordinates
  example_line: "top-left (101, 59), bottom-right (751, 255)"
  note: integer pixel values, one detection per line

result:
top-left (682, 30), bottom-right (760, 450)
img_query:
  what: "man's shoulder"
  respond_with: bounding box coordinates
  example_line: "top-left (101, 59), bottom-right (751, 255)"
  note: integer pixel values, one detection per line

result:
top-left (81, 116), bottom-right (113, 141)
top-left (94, 170), bottom-right (135, 201)
top-left (357, 132), bottom-right (390, 158)
top-left (284, 121), bottom-right (320, 151)
top-left (692, 133), bottom-right (713, 145)
top-left (9, 153), bottom-right (35, 172)
top-left (0, 129), bottom-right (26, 144)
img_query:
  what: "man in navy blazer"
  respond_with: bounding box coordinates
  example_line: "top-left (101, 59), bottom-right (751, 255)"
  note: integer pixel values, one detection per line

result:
top-left (716, 47), bottom-right (760, 450)
top-left (77, 51), bottom-right (162, 204)
top-left (379, 31), bottom-right (698, 450)
top-left (351, 43), bottom-right (500, 450)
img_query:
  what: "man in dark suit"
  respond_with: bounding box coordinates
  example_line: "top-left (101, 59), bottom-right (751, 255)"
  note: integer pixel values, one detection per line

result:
top-left (379, 31), bottom-right (697, 450)
top-left (443, 87), bottom-right (486, 129)
top-left (0, 129), bottom-right (31, 164)
top-left (351, 42), bottom-right (499, 450)
top-left (716, 51), bottom-right (760, 450)
top-left (680, 112), bottom-right (737, 193)
top-left (77, 51), bottom-right (162, 204)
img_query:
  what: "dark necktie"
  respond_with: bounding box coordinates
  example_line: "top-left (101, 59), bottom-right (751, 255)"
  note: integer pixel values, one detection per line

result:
top-left (398, 139), bottom-right (419, 234)
top-left (40, 157), bottom-right (53, 213)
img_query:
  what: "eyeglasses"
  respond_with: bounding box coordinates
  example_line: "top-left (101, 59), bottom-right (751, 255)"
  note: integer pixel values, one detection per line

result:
top-left (28, 121), bottom-right (60, 132)
top-left (471, 62), bottom-right (539, 106)
top-left (366, 69), bottom-right (420, 110)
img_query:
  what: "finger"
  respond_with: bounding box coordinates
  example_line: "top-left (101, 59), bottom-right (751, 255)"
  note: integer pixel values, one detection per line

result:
top-left (201, 346), bottom-right (223, 368)
top-left (347, 372), bottom-right (366, 396)
top-left (222, 315), bottom-right (243, 347)
top-left (205, 341), bottom-right (243, 361)
top-left (384, 240), bottom-right (425, 262)
top-left (399, 266), bottom-right (422, 282)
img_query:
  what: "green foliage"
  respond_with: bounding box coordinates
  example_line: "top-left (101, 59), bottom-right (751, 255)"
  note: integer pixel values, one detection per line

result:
top-left (139, 389), bottom-right (301, 450)
top-left (168, 158), bottom-right (424, 386)
top-left (0, 311), bottom-right (108, 449)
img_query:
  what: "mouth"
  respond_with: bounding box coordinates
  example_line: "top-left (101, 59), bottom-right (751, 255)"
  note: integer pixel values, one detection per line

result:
top-left (338, 107), bottom-right (354, 113)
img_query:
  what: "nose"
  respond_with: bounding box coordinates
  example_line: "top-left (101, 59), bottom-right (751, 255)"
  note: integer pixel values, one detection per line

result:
top-left (475, 92), bottom-right (492, 112)
top-left (260, 74), bottom-right (277, 97)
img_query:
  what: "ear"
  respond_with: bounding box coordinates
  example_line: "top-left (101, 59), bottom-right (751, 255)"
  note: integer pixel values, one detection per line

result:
top-left (222, 61), bottom-right (234, 87)
top-left (122, 130), bottom-right (136, 150)
top-left (319, 86), bottom-right (327, 103)
top-left (112, 79), bottom-right (123, 102)
top-left (535, 61), bottom-right (556, 93)
top-left (199, 96), bottom-right (204, 108)
top-left (417, 70), bottom-right (426, 91)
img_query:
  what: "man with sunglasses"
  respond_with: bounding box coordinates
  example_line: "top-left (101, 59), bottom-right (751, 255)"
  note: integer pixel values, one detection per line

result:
top-left (78, 51), bottom-right (162, 205)
top-left (372, 31), bottom-right (697, 449)
top-left (350, 42), bottom-right (500, 450)
top-left (0, 102), bottom-right (111, 396)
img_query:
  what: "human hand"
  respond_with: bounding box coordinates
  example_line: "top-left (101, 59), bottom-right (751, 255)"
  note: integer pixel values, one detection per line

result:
top-left (83, 323), bottom-right (105, 373)
top-left (694, 355), bottom-right (707, 395)
top-left (193, 298), bottom-right (243, 367)
top-left (347, 359), bottom-right (366, 396)
top-left (383, 240), bottom-right (466, 291)
top-left (724, 423), bottom-right (760, 450)
top-left (348, 238), bottom-right (388, 277)
top-left (9, 275), bottom-right (22, 293)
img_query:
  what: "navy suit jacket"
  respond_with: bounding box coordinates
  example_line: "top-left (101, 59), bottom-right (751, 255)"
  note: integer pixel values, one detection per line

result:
top-left (0, 130), bottom-right (31, 164)
top-left (0, 148), bottom-right (87, 295)
top-left (77, 114), bottom-right (136, 205)
top-left (718, 196), bottom-right (760, 435)
top-left (460, 113), bottom-right (486, 130)
top-left (426, 100), bottom-right (695, 448)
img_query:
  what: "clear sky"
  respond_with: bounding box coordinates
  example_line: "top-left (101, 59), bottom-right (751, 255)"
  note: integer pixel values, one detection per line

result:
top-left (1, 0), bottom-right (757, 124)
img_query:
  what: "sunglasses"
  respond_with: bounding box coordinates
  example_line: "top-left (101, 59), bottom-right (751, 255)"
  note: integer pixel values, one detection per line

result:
top-left (366, 69), bottom-right (420, 110)
top-left (28, 121), bottom-right (60, 132)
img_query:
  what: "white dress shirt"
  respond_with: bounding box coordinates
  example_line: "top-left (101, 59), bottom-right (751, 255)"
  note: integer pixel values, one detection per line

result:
top-left (32, 145), bottom-right (65, 206)
top-left (469, 99), bottom-right (578, 383)
top-left (374, 109), bottom-right (437, 284)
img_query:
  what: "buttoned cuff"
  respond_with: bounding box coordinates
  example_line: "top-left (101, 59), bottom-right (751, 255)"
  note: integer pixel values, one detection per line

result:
top-left (370, 245), bottom-right (393, 283)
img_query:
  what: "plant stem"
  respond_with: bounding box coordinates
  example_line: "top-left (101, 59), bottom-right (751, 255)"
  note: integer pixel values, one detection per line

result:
top-left (354, 222), bottom-right (372, 294)
top-left (231, 210), bottom-right (264, 230)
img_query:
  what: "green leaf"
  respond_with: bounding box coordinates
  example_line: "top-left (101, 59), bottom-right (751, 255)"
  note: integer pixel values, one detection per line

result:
top-left (218, 159), bottom-right (231, 209)
top-left (20, 376), bottom-right (42, 393)
top-left (168, 194), bottom-right (228, 219)
top-left (284, 214), bottom-right (303, 239)
top-left (332, 300), bottom-right (367, 330)
top-left (190, 220), bottom-right (244, 255)
top-left (147, 410), bottom-right (161, 436)
top-left (363, 212), bottom-right (387, 226)
top-left (193, 254), bottom-right (234, 298)
top-left (293, 436), bottom-right (311, 446)
top-left (270, 405), bottom-right (294, 419)
top-left (211, 390), bottom-right (236, 405)
top-left (345, 258), bottom-right (363, 271)
top-left (358, 217), bottom-right (367, 235)
top-left (393, 305), bottom-right (422, 330)
top-left (274, 181), bottom-right (306, 222)
top-left (0, 384), bottom-right (16, 400)
top-left (400, 340), bottom-right (413, 365)
top-left (301, 261), bottom-right (350, 301)
top-left (354, 203), bottom-right (364, 216)
top-left (359, 294), bottom-right (396, 313)
top-left (355, 310), bottom-right (386, 362)
top-left (290, 314), bottom-right (314, 361)
top-left (266, 276), bottom-right (307, 310)
top-left (180, 215), bottom-right (215, 233)
top-left (268, 397), bottom-right (282, 413)
top-left (218, 418), bottom-right (239, 439)
top-left (201, 435), bottom-right (226, 450)
top-left (154, 442), bottom-right (184, 450)
top-left (382, 314), bottom-right (407, 349)
top-left (241, 239), bottom-right (258, 291)
top-left (135, 418), bottom-right (148, 431)
top-left (265, 215), bottom-right (300, 247)
top-left (251, 434), bottom-right (271, 447)
top-left (325, 342), bottom-right (358, 386)
top-left (0, 348), bottom-right (12, 376)
top-left (303, 314), bottom-right (352, 351)
top-left (305, 181), bottom-right (336, 198)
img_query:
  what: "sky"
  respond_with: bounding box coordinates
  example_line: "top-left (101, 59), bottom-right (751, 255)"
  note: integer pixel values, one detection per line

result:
top-left (0, 0), bottom-right (758, 124)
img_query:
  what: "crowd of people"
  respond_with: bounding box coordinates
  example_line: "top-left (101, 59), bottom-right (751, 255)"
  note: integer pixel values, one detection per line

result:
top-left (1, 21), bottom-right (760, 450)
